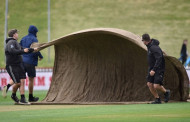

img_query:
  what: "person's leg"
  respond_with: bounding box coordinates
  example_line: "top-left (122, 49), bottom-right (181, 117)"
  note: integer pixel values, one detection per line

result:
top-left (7, 79), bottom-right (14, 88)
top-left (2, 79), bottom-right (13, 98)
top-left (17, 63), bottom-right (29, 104)
top-left (19, 79), bottom-right (25, 95)
top-left (11, 83), bottom-right (20, 103)
top-left (12, 83), bottom-right (20, 94)
top-left (154, 71), bottom-right (170, 103)
top-left (19, 79), bottom-right (29, 104)
top-left (182, 56), bottom-right (187, 65)
top-left (5, 65), bottom-right (20, 103)
top-left (154, 84), bottom-right (166, 93)
top-left (179, 55), bottom-right (182, 61)
top-left (28, 77), bottom-right (34, 94)
top-left (146, 74), bottom-right (162, 104)
top-left (25, 63), bottom-right (39, 102)
top-left (28, 76), bottom-right (39, 102)
top-left (147, 82), bottom-right (161, 104)
top-left (154, 84), bottom-right (170, 102)
top-left (147, 82), bottom-right (159, 98)
top-left (7, 79), bottom-right (14, 89)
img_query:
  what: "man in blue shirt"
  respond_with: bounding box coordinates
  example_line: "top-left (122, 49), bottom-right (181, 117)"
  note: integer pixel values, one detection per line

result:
top-left (20, 25), bottom-right (43, 102)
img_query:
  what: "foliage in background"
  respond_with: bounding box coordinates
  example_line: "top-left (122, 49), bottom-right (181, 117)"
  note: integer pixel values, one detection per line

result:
top-left (0, 0), bottom-right (190, 67)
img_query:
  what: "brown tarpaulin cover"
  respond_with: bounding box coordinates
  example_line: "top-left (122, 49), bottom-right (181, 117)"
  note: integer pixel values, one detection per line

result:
top-left (32, 28), bottom-right (189, 103)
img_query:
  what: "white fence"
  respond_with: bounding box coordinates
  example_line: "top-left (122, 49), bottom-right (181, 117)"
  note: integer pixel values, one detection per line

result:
top-left (0, 68), bottom-right (52, 91)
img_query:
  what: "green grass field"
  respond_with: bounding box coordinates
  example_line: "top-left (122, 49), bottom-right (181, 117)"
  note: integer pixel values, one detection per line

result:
top-left (0, 0), bottom-right (190, 67)
top-left (0, 90), bottom-right (190, 122)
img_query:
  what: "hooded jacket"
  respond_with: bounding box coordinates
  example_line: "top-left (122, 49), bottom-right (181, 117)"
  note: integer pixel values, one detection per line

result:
top-left (5, 38), bottom-right (25, 65)
top-left (20, 25), bottom-right (43, 66)
top-left (146, 39), bottom-right (165, 73)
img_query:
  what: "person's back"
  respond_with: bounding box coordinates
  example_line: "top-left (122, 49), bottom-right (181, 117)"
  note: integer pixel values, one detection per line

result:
top-left (20, 25), bottom-right (43, 66)
top-left (147, 39), bottom-right (165, 73)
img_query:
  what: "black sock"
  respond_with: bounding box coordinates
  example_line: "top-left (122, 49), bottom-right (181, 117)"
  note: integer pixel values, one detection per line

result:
top-left (21, 94), bottom-right (25, 99)
top-left (29, 94), bottom-right (33, 99)
top-left (12, 93), bottom-right (16, 97)
top-left (7, 84), bottom-right (11, 92)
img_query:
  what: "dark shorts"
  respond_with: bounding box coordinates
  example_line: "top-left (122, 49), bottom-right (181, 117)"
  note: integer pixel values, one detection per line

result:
top-left (6, 64), bottom-right (26, 83)
top-left (146, 71), bottom-right (164, 85)
top-left (23, 63), bottom-right (36, 77)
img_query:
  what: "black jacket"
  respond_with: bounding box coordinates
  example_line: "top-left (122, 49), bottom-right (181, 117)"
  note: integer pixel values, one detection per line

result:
top-left (5, 38), bottom-right (34, 65)
top-left (146, 39), bottom-right (165, 73)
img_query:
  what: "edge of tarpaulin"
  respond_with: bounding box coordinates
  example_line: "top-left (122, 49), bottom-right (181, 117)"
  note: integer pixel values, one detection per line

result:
top-left (14, 100), bottom-right (189, 105)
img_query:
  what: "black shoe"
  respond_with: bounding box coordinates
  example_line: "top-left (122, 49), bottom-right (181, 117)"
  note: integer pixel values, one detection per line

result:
top-left (164, 90), bottom-right (170, 103)
top-left (19, 98), bottom-right (30, 105)
top-left (151, 98), bottom-right (162, 104)
top-left (11, 95), bottom-right (19, 103)
top-left (29, 96), bottom-right (39, 102)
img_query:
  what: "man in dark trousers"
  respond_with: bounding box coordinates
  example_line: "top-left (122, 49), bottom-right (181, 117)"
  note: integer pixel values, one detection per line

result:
top-left (20, 25), bottom-right (43, 102)
top-left (5, 29), bottom-right (36, 104)
top-left (142, 33), bottom-right (170, 104)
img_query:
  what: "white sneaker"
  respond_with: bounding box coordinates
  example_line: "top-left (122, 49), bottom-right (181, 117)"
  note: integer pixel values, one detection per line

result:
top-left (2, 86), bottom-right (7, 98)
top-left (18, 101), bottom-right (31, 105)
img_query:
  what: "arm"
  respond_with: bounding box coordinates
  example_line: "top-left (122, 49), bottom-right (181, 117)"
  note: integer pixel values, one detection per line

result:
top-left (20, 41), bottom-right (34, 53)
top-left (33, 38), bottom-right (43, 58)
top-left (7, 41), bottom-right (25, 55)
top-left (32, 51), bottom-right (43, 60)
top-left (34, 52), bottom-right (43, 61)
top-left (38, 52), bottom-right (43, 59)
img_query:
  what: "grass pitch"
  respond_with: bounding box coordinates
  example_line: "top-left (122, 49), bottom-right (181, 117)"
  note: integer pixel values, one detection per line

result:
top-left (0, 90), bottom-right (190, 122)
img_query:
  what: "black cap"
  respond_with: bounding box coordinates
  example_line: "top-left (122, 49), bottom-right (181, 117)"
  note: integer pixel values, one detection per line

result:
top-left (142, 33), bottom-right (150, 41)
top-left (8, 29), bottom-right (18, 37)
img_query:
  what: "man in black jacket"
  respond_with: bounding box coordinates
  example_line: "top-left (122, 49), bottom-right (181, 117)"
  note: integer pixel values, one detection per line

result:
top-left (5, 29), bottom-right (36, 104)
top-left (142, 33), bottom-right (170, 104)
